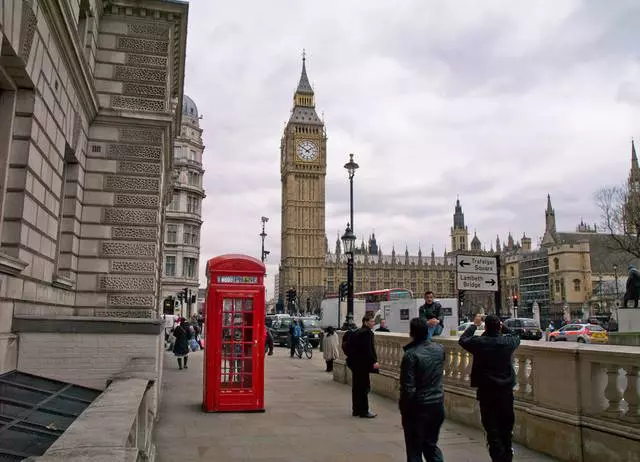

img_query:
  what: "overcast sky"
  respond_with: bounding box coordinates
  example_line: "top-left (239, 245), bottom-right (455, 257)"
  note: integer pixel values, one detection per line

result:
top-left (183, 0), bottom-right (640, 297)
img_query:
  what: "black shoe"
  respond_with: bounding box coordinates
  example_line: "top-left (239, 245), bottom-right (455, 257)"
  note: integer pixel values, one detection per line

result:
top-left (359, 412), bottom-right (377, 418)
top-left (184, 365), bottom-right (188, 369)
top-left (352, 411), bottom-right (358, 417)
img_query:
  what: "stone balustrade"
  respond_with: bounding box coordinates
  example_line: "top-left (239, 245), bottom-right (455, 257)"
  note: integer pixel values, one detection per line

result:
top-left (25, 358), bottom-right (157, 462)
top-left (334, 332), bottom-right (640, 462)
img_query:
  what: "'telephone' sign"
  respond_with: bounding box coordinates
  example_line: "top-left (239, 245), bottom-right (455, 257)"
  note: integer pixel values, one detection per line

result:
top-left (216, 275), bottom-right (258, 284)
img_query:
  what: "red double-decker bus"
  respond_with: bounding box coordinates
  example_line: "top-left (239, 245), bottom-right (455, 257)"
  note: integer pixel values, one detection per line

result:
top-left (355, 288), bottom-right (413, 303)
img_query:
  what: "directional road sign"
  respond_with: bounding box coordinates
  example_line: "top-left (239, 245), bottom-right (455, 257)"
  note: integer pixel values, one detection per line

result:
top-left (456, 255), bottom-right (497, 275)
top-left (456, 255), bottom-right (498, 292)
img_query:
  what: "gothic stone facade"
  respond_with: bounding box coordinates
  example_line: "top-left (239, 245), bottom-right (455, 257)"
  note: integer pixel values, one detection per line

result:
top-left (0, 0), bottom-right (188, 414)
top-left (278, 57), bottom-right (327, 309)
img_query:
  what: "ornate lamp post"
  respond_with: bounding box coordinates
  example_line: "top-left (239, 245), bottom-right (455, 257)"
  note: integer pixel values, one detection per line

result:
top-left (344, 153), bottom-right (359, 232)
top-left (341, 223), bottom-right (356, 329)
top-left (260, 216), bottom-right (269, 263)
top-left (342, 153), bottom-right (359, 330)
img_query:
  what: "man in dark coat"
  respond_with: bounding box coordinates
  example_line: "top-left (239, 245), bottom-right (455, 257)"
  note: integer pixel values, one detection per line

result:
top-left (349, 314), bottom-right (379, 418)
top-left (459, 314), bottom-right (520, 462)
top-left (623, 264), bottom-right (640, 308)
top-left (172, 318), bottom-right (191, 370)
top-left (400, 317), bottom-right (446, 462)
top-left (419, 291), bottom-right (443, 340)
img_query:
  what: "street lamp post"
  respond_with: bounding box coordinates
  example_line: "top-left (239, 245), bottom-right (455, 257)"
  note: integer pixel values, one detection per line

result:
top-left (260, 216), bottom-right (269, 263)
top-left (614, 264), bottom-right (620, 306)
top-left (344, 153), bottom-right (359, 232)
top-left (341, 224), bottom-right (356, 329)
top-left (342, 153), bottom-right (359, 330)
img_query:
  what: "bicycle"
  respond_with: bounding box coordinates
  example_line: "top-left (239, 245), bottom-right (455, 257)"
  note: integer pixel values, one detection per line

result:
top-left (295, 336), bottom-right (313, 359)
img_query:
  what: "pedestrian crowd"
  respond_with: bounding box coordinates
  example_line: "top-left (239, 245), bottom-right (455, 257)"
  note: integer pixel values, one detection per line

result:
top-left (168, 313), bottom-right (204, 370)
top-left (340, 290), bottom-right (520, 462)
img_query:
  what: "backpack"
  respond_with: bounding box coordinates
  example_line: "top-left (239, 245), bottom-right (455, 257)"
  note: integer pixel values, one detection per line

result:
top-left (341, 328), bottom-right (356, 357)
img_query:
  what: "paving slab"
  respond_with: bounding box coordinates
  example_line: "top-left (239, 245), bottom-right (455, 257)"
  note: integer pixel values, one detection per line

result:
top-left (154, 348), bottom-right (557, 461)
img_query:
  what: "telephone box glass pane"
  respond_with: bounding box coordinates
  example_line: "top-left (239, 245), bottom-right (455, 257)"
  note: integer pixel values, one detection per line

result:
top-left (220, 297), bottom-right (254, 390)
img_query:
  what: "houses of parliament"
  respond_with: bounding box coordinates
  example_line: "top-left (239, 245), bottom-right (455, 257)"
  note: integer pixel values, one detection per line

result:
top-left (277, 55), bottom-right (493, 311)
top-left (278, 55), bottom-right (637, 321)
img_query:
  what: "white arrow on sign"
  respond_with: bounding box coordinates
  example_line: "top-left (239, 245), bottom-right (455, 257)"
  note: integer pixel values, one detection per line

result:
top-left (457, 272), bottom-right (498, 292)
top-left (456, 255), bottom-right (497, 275)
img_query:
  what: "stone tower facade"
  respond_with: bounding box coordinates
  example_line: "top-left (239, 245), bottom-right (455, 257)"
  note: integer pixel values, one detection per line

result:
top-left (625, 140), bottom-right (640, 234)
top-left (0, 0), bottom-right (189, 417)
top-left (161, 95), bottom-right (205, 315)
top-left (450, 198), bottom-right (468, 251)
top-left (279, 56), bottom-right (327, 307)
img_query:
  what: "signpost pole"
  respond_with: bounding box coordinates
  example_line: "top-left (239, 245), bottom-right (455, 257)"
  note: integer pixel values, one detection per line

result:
top-left (494, 255), bottom-right (501, 318)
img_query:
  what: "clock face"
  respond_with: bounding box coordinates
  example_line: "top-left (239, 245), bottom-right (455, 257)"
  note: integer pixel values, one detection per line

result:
top-left (297, 140), bottom-right (318, 161)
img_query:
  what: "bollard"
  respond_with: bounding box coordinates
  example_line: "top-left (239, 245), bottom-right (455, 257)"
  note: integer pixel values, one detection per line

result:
top-left (319, 331), bottom-right (324, 352)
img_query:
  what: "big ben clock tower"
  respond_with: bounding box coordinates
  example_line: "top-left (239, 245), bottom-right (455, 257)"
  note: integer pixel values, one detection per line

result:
top-left (279, 55), bottom-right (327, 309)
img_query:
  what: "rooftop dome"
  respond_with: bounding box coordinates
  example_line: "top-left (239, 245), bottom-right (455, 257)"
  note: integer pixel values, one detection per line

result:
top-left (182, 94), bottom-right (198, 118)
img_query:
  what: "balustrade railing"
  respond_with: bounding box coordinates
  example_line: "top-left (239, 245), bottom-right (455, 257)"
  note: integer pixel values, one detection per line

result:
top-left (338, 331), bottom-right (639, 429)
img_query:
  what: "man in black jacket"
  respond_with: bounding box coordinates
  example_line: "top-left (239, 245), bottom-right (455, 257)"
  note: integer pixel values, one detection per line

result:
top-left (349, 314), bottom-right (379, 418)
top-left (459, 314), bottom-right (520, 462)
top-left (400, 317), bottom-right (445, 462)
top-left (419, 291), bottom-right (443, 340)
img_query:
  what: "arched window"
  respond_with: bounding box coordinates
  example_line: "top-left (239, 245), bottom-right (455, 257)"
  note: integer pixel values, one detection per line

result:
top-left (554, 258), bottom-right (559, 271)
top-left (510, 267), bottom-right (514, 277)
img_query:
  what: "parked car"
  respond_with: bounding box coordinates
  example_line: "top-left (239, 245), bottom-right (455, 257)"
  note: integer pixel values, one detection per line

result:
top-left (503, 318), bottom-right (542, 340)
top-left (549, 323), bottom-right (608, 344)
top-left (300, 317), bottom-right (322, 347)
top-left (271, 316), bottom-right (293, 346)
top-left (456, 322), bottom-right (485, 336)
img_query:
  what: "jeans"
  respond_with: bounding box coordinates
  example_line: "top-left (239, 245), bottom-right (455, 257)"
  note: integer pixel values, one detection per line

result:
top-left (402, 402), bottom-right (445, 462)
top-left (290, 336), bottom-right (299, 357)
top-left (427, 324), bottom-right (443, 341)
top-left (478, 388), bottom-right (515, 462)
top-left (351, 369), bottom-right (371, 416)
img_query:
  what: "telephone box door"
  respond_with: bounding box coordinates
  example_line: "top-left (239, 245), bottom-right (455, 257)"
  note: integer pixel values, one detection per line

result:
top-left (217, 291), bottom-right (262, 409)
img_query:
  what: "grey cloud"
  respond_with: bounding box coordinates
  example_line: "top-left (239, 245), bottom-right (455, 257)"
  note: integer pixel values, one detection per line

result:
top-left (187, 0), bottom-right (640, 288)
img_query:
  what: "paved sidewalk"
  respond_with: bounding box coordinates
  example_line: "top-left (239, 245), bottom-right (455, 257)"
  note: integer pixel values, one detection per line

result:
top-left (154, 348), bottom-right (556, 462)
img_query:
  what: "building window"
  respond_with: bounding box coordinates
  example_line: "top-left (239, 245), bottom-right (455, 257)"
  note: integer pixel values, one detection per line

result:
top-left (573, 279), bottom-right (581, 292)
top-left (188, 172), bottom-right (200, 187)
top-left (165, 256), bottom-right (176, 277)
top-left (183, 257), bottom-right (197, 278)
top-left (183, 225), bottom-right (199, 245)
top-left (167, 195), bottom-right (178, 211)
top-left (555, 280), bottom-right (561, 293)
top-left (510, 267), bottom-right (514, 277)
top-left (187, 195), bottom-right (200, 214)
top-left (188, 149), bottom-right (196, 161)
top-left (166, 224), bottom-right (177, 243)
top-left (173, 146), bottom-right (181, 159)
top-left (554, 258), bottom-right (559, 271)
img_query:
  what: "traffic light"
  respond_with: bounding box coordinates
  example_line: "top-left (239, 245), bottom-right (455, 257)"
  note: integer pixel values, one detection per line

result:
top-left (459, 290), bottom-right (465, 304)
top-left (291, 289), bottom-right (297, 303)
top-left (191, 294), bottom-right (196, 304)
top-left (163, 296), bottom-right (174, 314)
top-left (339, 281), bottom-right (348, 301)
top-left (512, 295), bottom-right (519, 307)
top-left (177, 292), bottom-right (183, 302)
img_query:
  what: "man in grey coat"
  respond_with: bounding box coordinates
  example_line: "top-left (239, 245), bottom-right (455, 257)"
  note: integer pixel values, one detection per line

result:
top-left (400, 317), bottom-right (446, 462)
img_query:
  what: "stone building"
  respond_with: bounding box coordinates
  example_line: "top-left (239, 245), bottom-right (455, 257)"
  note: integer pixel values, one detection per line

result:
top-left (499, 188), bottom-right (637, 323)
top-left (325, 199), bottom-right (493, 309)
top-left (278, 55), bottom-right (327, 309)
top-left (0, 0), bottom-right (188, 419)
top-left (161, 95), bottom-right (205, 316)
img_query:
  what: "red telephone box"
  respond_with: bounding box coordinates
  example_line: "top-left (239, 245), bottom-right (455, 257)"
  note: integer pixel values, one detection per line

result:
top-left (203, 254), bottom-right (266, 412)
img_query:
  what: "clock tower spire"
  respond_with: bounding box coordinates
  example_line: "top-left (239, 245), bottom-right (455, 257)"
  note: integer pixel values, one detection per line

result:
top-left (279, 54), bottom-right (327, 312)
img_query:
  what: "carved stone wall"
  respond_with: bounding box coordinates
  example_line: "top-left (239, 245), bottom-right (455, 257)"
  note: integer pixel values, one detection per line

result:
top-left (71, 7), bottom-right (182, 318)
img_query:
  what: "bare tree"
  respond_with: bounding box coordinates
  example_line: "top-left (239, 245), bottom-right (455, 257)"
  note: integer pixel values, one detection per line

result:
top-left (595, 185), bottom-right (640, 258)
